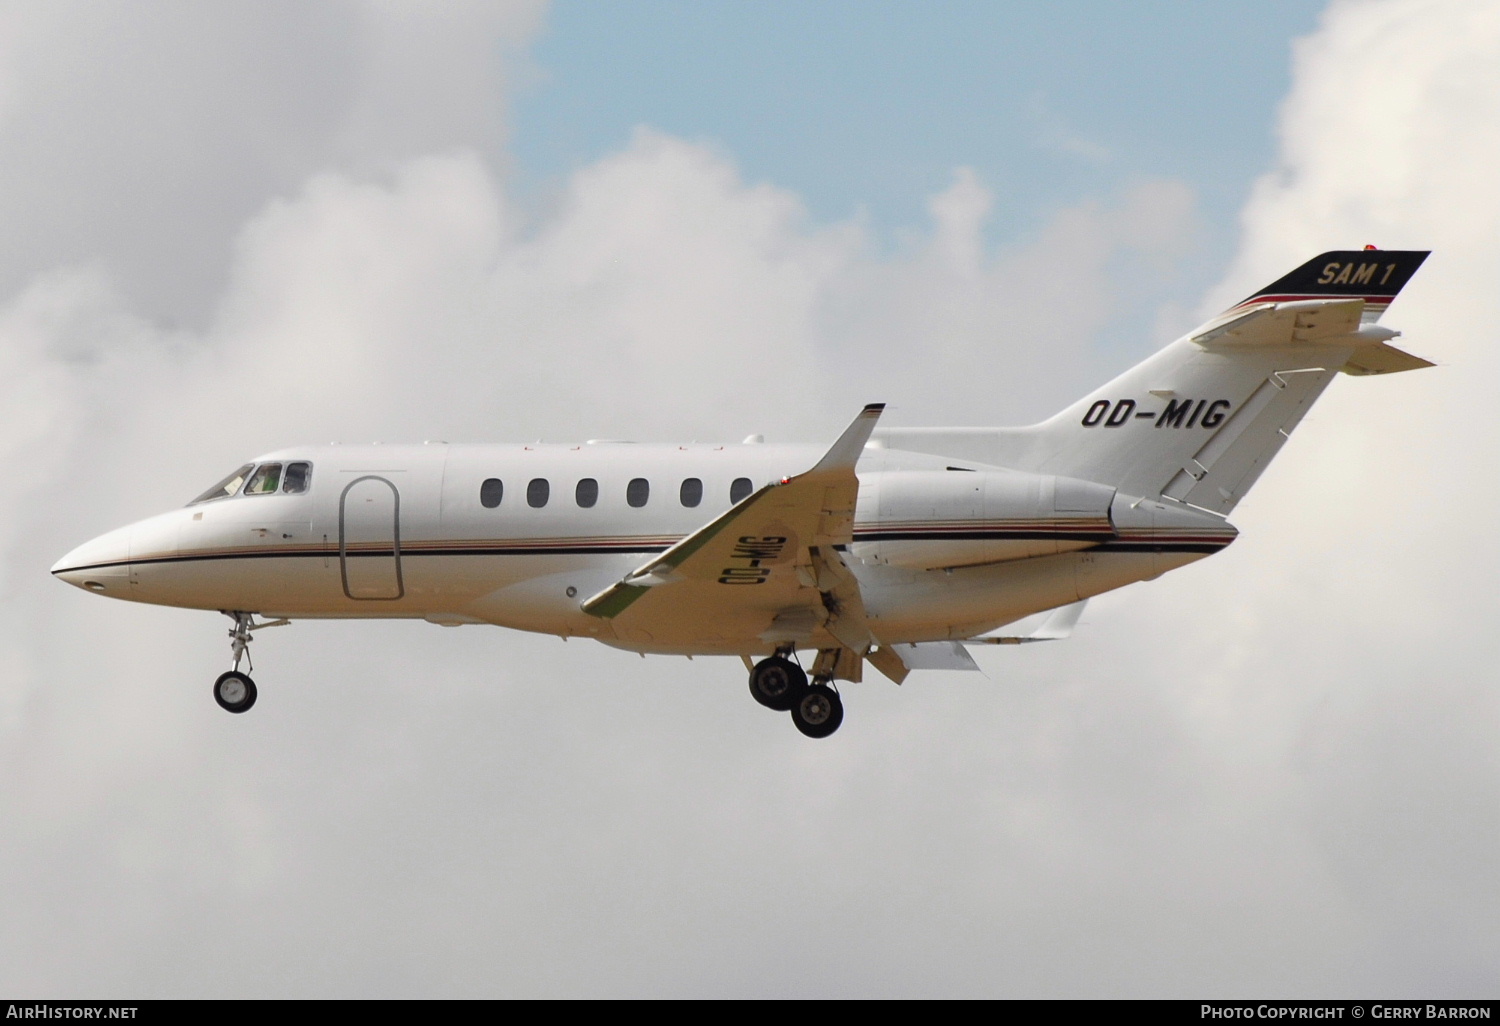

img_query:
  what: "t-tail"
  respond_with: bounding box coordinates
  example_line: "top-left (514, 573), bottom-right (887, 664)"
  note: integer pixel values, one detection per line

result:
top-left (877, 249), bottom-right (1431, 516)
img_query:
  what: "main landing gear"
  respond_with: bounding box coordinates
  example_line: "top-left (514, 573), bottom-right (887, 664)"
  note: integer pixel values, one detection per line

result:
top-left (213, 611), bottom-right (287, 714)
top-left (748, 651), bottom-right (845, 739)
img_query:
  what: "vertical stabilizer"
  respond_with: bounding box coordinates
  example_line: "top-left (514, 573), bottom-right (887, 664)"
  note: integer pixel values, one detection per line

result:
top-left (874, 250), bottom-right (1432, 515)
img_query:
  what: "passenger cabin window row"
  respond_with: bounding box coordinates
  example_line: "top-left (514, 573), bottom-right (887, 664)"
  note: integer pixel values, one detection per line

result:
top-left (479, 476), bottom-right (753, 510)
top-left (190, 461), bottom-right (313, 505)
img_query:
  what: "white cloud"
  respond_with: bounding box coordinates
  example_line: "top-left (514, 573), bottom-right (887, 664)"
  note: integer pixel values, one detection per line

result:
top-left (0, 0), bottom-right (1494, 998)
top-left (1106, 0), bottom-right (1500, 992)
top-left (0, 0), bottom-right (544, 326)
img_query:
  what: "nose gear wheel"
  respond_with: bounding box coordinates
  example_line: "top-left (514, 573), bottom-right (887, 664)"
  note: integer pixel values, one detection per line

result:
top-left (214, 670), bottom-right (257, 713)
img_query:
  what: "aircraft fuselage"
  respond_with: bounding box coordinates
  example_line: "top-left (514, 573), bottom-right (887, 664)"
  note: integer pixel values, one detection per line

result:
top-left (52, 440), bottom-right (1233, 655)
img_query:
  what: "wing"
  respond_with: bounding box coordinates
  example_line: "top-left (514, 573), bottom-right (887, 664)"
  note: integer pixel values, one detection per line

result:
top-left (582, 405), bottom-right (884, 652)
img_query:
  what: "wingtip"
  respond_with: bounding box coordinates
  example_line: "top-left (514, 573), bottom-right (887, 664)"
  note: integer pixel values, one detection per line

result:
top-left (808, 404), bottom-right (887, 474)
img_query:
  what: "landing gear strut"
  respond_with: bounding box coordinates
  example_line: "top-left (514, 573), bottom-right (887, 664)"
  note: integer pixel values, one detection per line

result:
top-left (213, 611), bottom-right (287, 714)
top-left (747, 651), bottom-right (845, 738)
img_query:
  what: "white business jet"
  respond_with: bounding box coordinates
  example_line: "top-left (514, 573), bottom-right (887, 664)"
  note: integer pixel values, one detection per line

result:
top-left (52, 249), bottom-right (1431, 737)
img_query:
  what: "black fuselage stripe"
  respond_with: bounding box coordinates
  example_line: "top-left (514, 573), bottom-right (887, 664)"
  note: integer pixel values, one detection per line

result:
top-left (1093, 542), bottom-right (1230, 553)
top-left (855, 530), bottom-right (1118, 542)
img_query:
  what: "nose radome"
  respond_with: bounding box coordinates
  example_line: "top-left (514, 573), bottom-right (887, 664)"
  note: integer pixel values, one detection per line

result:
top-left (51, 524), bottom-right (133, 593)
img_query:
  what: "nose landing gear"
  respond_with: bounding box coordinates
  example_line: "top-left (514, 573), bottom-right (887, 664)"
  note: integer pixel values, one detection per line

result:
top-left (214, 670), bottom-right (257, 713)
top-left (747, 650), bottom-right (845, 738)
top-left (214, 611), bottom-right (288, 714)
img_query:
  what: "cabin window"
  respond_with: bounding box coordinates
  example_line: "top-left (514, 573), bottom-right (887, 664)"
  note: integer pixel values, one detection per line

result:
top-left (189, 464), bottom-right (255, 505)
top-left (244, 463), bottom-right (282, 495)
top-left (480, 478), bottom-right (504, 508)
top-left (680, 478), bottom-right (703, 508)
top-left (627, 478), bottom-right (650, 508)
top-left (576, 478), bottom-right (598, 508)
top-left (283, 462), bottom-right (312, 494)
top-left (730, 477), bottom-right (753, 504)
top-left (527, 478), bottom-right (550, 508)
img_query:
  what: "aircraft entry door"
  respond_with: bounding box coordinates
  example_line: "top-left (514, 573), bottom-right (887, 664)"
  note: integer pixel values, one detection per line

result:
top-left (340, 476), bottom-right (404, 600)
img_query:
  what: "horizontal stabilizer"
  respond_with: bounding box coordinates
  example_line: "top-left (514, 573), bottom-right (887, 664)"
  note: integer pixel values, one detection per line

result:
top-left (969, 599), bottom-right (1087, 645)
top-left (1341, 341), bottom-right (1435, 376)
top-left (885, 641), bottom-right (980, 672)
top-left (867, 636), bottom-right (988, 684)
top-left (1192, 298), bottom-right (1367, 348)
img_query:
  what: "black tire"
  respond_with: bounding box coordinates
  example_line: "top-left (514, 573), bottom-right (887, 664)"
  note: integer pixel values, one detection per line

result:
top-left (748, 656), bottom-right (807, 711)
top-left (791, 684), bottom-right (843, 739)
top-left (214, 670), bottom-right (257, 714)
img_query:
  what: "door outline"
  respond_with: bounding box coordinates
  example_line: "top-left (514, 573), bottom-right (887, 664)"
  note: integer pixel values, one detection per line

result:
top-left (339, 475), bottom-right (404, 600)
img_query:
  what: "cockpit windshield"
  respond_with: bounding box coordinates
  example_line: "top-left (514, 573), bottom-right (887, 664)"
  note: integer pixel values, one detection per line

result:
top-left (245, 463), bottom-right (282, 494)
top-left (189, 465), bottom-right (255, 505)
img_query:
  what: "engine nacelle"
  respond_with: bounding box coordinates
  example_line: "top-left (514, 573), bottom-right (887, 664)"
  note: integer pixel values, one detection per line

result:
top-left (852, 470), bottom-right (1116, 570)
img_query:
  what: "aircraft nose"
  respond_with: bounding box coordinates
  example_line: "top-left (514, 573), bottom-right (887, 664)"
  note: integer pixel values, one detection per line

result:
top-left (51, 524), bottom-right (133, 595)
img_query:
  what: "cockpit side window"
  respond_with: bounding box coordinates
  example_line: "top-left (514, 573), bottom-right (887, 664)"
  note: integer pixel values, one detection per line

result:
top-left (245, 463), bottom-right (283, 495)
top-left (283, 462), bottom-right (312, 494)
top-left (189, 464), bottom-right (255, 505)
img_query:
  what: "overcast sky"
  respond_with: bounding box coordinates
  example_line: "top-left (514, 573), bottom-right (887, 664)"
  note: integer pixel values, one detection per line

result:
top-left (0, 0), bottom-right (1495, 997)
